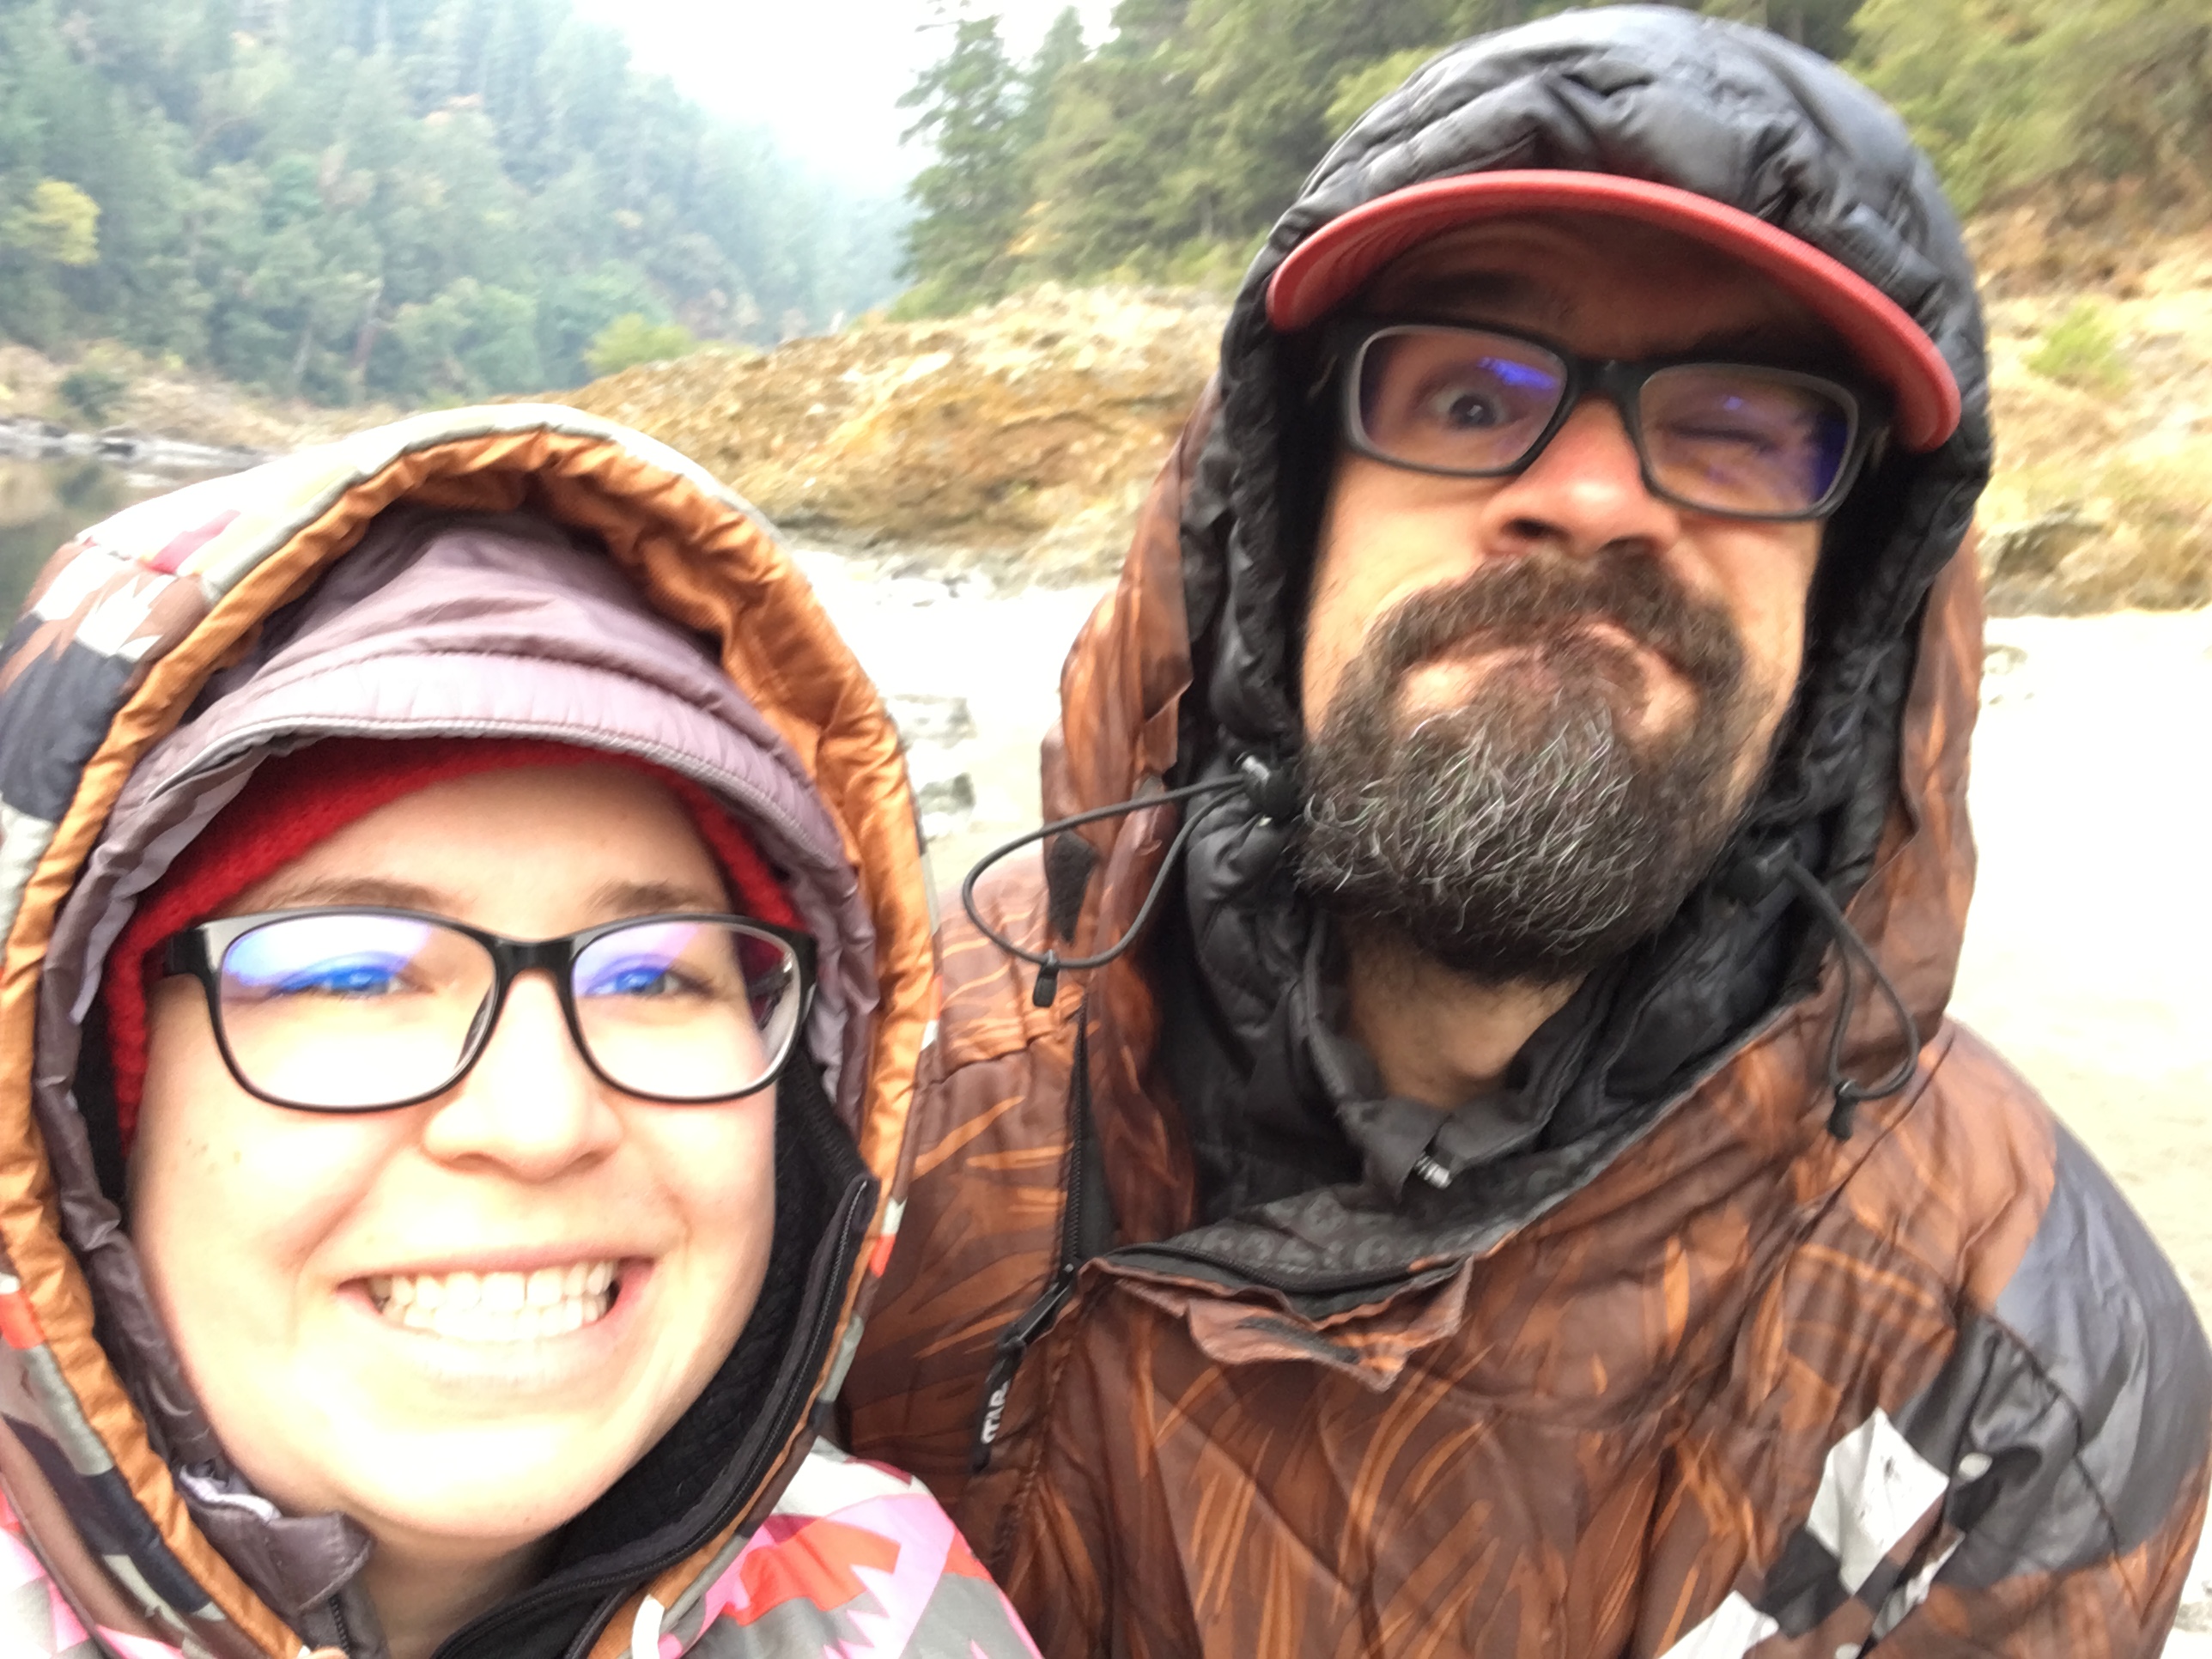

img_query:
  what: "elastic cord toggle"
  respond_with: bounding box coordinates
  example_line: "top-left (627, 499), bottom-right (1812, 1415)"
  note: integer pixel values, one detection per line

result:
top-left (1753, 854), bottom-right (1923, 1139)
top-left (961, 756), bottom-right (1297, 1009)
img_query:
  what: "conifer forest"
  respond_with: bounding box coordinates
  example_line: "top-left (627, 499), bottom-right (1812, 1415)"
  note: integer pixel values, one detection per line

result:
top-left (0, 0), bottom-right (902, 404)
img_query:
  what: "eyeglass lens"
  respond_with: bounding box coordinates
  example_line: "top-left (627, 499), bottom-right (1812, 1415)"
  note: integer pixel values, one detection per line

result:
top-left (212, 913), bottom-right (802, 1109)
top-left (1352, 326), bottom-right (1856, 516)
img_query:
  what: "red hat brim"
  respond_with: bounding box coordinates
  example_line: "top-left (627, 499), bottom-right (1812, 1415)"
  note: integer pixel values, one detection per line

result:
top-left (1265, 171), bottom-right (1960, 453)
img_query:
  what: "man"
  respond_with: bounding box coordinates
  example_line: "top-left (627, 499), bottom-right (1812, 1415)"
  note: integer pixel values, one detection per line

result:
top-left (843, 9), bottom-right (2212, 1656)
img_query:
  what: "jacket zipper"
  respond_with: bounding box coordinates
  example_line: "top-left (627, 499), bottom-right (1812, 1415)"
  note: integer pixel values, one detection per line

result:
top-left (962, 1000), bottom-right (1809, 1466)
top-left (418, 1171), bottom-right (876, 1659)
top-left (969, 1010), bottom-right (1095, 1470)
top-left (321, 1588), bottom-right (355, 1656)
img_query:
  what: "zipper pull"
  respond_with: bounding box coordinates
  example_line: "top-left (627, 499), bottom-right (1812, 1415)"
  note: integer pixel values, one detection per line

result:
top-left (969, 1274), bottom-right (1077, 1470)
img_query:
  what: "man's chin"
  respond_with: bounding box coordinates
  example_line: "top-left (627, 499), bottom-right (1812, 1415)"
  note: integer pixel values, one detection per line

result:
top-left (1393, 654), bottom-right (1680, 748)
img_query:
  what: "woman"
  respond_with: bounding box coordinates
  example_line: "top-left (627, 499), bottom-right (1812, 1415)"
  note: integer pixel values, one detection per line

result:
top-left (0, 408), bottom-right (1036, 1657)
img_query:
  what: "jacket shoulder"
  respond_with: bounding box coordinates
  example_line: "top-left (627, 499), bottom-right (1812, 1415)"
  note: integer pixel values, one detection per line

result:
top-left (936, 846), bottom-right (1070, 1070)
top-left (1731, 1020), bottom-right (2212, 1642)
top-left (842, 849), bottom-right (1080, 1507)
top-left (676, 1443), bottom-right (1036, 1656)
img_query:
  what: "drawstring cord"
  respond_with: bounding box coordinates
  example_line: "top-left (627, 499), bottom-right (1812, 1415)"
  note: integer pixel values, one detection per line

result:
top-left (961, 765), bottom-right (1917, 1138)
top-left (960, 757), bottom-right (1294, 1008)
top-left (1767, 856), bottom-right (1922, 1139)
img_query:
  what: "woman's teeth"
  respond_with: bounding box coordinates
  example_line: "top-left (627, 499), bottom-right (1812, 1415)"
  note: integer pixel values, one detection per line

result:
top-left (366, 1262), bottom-right (617, 1340)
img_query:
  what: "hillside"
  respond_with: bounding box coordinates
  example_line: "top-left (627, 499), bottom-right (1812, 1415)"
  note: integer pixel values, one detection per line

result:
top-left (548, 235), bottom-right (2212, 609)
top-left (555, 286), bottom-right (1227, 581)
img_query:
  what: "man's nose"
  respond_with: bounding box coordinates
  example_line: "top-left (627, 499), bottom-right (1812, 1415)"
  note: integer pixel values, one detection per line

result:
top-left (419, 972), bottom-right (619, 1178)
top-left (1479, 397), bottom-right (1680, 556)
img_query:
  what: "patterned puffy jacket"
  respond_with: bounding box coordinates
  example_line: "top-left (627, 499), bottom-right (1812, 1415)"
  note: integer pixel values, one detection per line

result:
top-left (0, 408), bottom-right (1036, 1657)
top-left (842, 11), bottom-right (2212, 1657)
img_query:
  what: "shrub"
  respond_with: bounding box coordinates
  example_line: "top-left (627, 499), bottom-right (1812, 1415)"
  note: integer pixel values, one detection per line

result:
top-left (57, 362), bottom-right (130, 426)
top-left (2027, 301), bottom-right (2129, 393)
top-left (583, 313), bottom-right (696, 378)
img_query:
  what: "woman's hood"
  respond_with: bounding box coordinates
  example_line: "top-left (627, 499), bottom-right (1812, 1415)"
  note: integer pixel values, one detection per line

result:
top-left (0, 406), bottom-right (934, 1656)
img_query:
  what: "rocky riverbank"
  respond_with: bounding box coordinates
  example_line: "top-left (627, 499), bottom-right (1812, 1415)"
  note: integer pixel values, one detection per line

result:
top-left (551, 285), bottom-right (1229, 583)
top-left (0, 414), bottom-right (264, 480)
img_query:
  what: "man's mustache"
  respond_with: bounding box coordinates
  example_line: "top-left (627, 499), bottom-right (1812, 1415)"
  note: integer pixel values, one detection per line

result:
top-left (1355, 550), bottom-right (1745, 700)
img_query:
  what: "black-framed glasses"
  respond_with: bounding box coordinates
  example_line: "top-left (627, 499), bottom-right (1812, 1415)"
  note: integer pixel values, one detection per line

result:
top-left (1334, 318), bottom-right (1887, 520)
top-left (161, 908), bottom-right (815, 1112)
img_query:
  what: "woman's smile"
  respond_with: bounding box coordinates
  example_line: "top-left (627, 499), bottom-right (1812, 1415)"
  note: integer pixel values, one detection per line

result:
top-left (362, 1259), bottom-right (625, 1340)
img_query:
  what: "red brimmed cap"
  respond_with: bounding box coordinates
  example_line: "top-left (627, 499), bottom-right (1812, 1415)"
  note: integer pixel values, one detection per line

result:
top-left (102, 737), bottom-right (800, 1146)
top-left (1265, 170), bottom-right (1961, 453)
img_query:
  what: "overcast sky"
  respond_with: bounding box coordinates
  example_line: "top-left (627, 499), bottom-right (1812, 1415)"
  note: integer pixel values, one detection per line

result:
top-left (567, 1), bottom-right (1119, 191)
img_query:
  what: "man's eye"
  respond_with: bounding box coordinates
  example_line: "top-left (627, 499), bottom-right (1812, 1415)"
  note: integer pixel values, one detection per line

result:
top-left (1415, 377), bottom-right (1512, 428)
top-left (1668, 418), bottom-right (1783, 453)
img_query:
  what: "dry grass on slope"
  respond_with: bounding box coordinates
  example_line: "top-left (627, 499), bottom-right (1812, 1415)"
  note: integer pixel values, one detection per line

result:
top-left (1973, 214), bottom-right (2212, 615)
top-left (550, 285), bottom-right (1226, 582)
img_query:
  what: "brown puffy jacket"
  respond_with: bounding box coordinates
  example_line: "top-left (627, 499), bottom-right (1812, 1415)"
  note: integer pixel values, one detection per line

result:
top-left (842, 13), bottom-right (2212, 1657)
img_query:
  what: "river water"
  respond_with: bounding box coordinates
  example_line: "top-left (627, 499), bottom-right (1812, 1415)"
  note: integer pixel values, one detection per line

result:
top-left (0, 456), bottom-right (192, 618)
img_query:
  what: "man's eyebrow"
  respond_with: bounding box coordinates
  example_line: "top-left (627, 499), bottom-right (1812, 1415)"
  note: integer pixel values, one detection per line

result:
top-left (1679, 322), bottom-right (1847, 368)
top-left (1377, 270), bottom-right (1571, 328)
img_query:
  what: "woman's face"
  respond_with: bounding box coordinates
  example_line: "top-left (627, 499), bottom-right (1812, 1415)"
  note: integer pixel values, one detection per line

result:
top-left (130, 764), bottom-right (778, 1566)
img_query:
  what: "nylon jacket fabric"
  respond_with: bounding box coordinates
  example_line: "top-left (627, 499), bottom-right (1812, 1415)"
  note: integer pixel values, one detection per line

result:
top-left (0, 405), bottom-right (1036, 1658)
top-left (841, 11), bottom-right (2212, 1656)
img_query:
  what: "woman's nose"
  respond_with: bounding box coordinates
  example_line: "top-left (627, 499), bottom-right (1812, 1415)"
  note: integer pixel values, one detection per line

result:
top-left (418, 973), bottom-right (620, 1177)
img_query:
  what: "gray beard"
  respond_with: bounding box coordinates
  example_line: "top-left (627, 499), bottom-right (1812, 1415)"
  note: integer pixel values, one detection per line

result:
top-left (1297, 556), bottom-right (1766, 985)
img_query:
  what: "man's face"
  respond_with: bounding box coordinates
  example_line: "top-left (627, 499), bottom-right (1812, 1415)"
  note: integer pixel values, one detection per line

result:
top-left (1298, 213), bottom-right (1847, 982)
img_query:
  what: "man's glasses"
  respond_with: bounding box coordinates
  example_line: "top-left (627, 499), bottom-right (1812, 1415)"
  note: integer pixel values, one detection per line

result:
top-left (161, 908), bottom-right (814, 1112)
top-left (1334, 319), bottom-right (1885, 520)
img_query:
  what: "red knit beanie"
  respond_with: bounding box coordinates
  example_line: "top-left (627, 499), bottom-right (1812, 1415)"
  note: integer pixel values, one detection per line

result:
top-left (102, 737), bottom-right (800, 1146)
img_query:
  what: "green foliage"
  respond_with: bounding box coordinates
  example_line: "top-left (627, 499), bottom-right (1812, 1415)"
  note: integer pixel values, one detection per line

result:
top-left (899, 15), bottom-right (1036, 303)
top-left (3, 180), bottom-right (100, 265)
top-left (583, 312), bottom-right (696, 376)
top-left (902, 0), bottom-right (1825, 308)
top-left (2027, 301), bottom-right (2130, 392)
top-left (898, 0), bottom-right (2210, 313)
top-left (1851, 0), bottom-right (2212, 213)
top-left (57, 361), bottom-right (130, 424)
top-left (0, 0), bottom-right (903, 404)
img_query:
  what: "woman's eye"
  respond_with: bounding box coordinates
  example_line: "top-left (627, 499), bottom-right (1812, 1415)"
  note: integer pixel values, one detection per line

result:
top-left (580, 957), bottom-right (697, 999)
top-left (269, 955), bottom-right (410, 998)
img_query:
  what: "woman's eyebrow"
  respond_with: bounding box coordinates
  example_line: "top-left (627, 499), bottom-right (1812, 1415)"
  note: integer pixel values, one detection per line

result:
top-left (590, 878), bottom-right (731, 916)
top-left (244, 875), bottom-right (447, 912)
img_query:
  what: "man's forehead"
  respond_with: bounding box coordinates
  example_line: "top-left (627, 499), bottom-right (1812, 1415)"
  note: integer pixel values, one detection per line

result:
top-left (1358, 212), bottom-right (1846, 364)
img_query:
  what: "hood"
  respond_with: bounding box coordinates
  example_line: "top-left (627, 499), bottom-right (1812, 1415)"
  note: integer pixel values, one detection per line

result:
top-left (0, 407), bottom-right (933, 1656)
top-left (1030, 8), bottom-right (1992, 1251)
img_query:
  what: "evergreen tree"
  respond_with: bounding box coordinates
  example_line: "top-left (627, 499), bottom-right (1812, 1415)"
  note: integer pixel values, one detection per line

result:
top-left (899, 12), bottom-right (1031, 307)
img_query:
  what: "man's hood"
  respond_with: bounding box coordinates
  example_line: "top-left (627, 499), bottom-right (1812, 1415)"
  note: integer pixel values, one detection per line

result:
top-left (1028, 7), bottom-right (1992, 1250)
top-left (0, 407), bottom-right (933, 1656)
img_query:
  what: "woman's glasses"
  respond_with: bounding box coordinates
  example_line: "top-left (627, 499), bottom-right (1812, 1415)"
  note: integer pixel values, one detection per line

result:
top-left (161, 908), bottom-right (814, 1112)
top-left (1335, 319), bottom-right (1885, 520)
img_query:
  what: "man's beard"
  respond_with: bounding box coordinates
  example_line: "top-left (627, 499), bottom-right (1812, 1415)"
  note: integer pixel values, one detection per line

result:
top-left (1297, 551), bottom-right (1771, 985)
